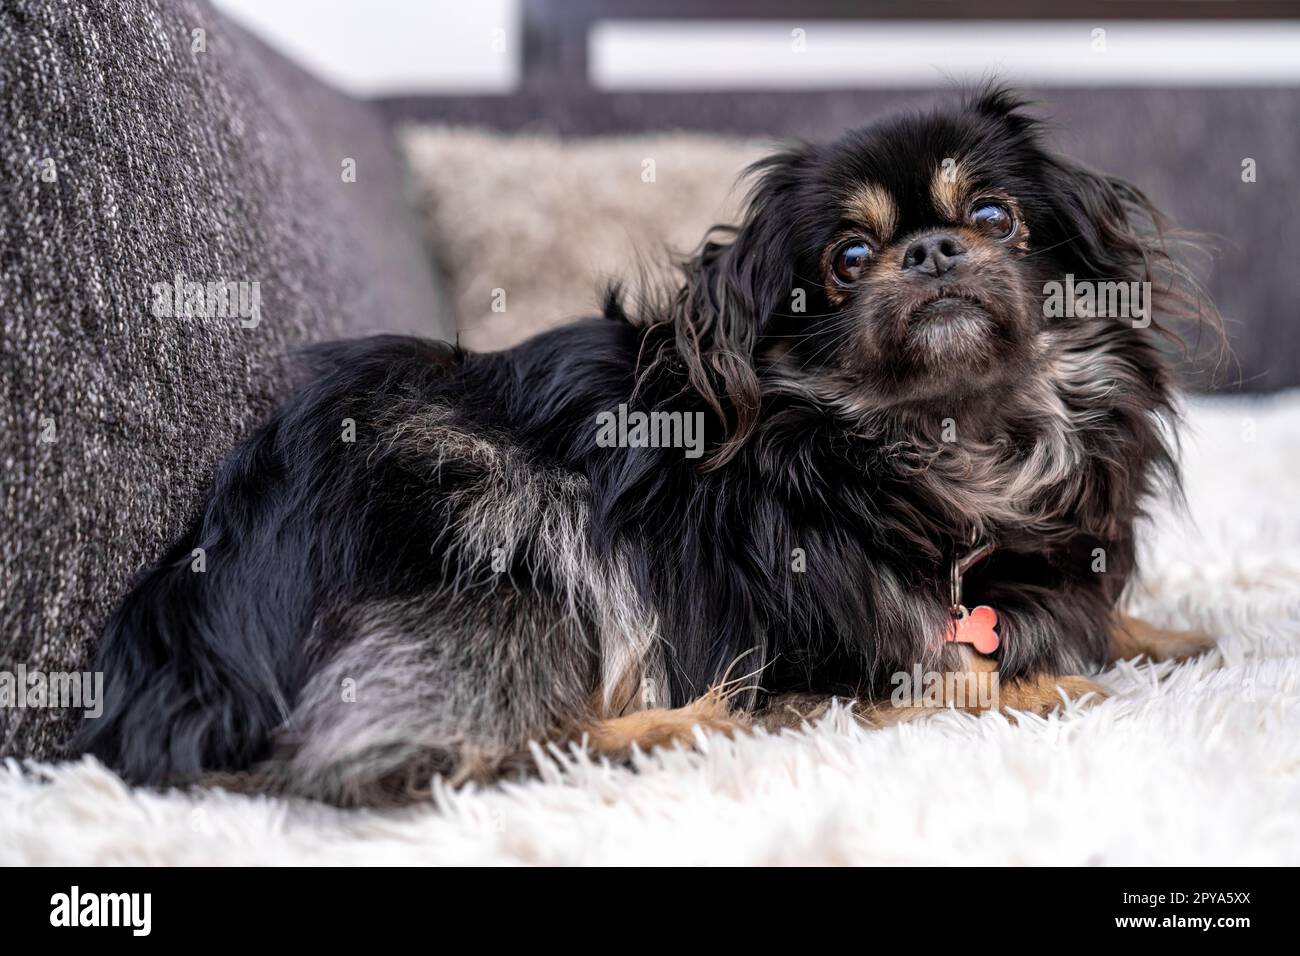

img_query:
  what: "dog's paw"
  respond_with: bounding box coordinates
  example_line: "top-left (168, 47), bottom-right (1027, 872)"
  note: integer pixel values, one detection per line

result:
top-left (1110, 613), bottom-right (1218, 664)
top-left (997, 673), bottom-right (1109, 719)
top-left (582, 693), bottom-right (745, 756)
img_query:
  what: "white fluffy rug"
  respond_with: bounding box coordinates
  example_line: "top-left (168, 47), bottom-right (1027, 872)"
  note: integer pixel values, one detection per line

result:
top-left (4, 392), bottom-right (1299, 866)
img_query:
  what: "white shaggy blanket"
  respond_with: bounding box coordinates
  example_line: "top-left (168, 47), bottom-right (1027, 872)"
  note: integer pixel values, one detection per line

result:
top-left (4, 392), bottom-right (1299, 866)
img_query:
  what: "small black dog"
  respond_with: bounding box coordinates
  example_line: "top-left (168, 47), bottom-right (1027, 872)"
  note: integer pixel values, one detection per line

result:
top-left (79, 89), bottom-right (1216, 804)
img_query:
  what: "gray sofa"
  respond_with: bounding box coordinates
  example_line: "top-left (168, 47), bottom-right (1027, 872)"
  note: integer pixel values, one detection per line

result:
top-left (0, 0), bottom-right (452, 758)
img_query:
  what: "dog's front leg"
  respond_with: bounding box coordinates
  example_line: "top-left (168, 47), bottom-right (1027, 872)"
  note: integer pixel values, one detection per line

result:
top-left (1108, 611), bottom-right (1217, 663)
top-left (757, 648), bottom-right (1109, 732)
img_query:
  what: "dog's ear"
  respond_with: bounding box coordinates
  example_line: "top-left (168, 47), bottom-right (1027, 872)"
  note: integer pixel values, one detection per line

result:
top-left (658, 144), bottom-right (810, 470)
top-left (1043, 157), bottom-right (1224, 354)
top-left (1046, 159), bottom-right (1169, 285)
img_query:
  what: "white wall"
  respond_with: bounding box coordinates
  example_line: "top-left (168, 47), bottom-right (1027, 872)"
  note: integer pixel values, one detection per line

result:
top-left (212, 0), bottom-right (520, 95)
top-left (211, 4), bottom-right (1300, 95)
top-left (592, 19), bottom-right (1300, 89)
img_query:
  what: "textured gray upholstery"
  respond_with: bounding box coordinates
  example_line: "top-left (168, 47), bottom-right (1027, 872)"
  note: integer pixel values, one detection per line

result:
top-left (0, 0), bottom-right (452, 758)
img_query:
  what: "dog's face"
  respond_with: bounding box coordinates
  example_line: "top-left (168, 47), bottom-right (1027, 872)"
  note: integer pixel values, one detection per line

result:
top-left (668, 90), bottom-right (1180, 441)
top-left (779, 104), bottom-right (1048, 405)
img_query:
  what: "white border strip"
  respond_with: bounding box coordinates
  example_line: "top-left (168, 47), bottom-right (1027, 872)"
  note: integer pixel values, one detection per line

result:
top-left (591, 20), bottom-right (1300, 89)
top-left (213, 0), bottom-right (520, 95)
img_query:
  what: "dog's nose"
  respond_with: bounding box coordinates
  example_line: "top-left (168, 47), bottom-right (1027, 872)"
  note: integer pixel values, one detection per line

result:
top-left (902, 233), bottom-right (967, 277)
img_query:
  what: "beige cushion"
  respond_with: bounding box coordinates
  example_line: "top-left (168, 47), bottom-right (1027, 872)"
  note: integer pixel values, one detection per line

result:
top-left (401, 126), bottom-right (765, 350)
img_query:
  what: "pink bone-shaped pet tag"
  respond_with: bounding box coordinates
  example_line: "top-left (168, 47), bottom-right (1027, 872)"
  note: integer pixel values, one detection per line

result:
top-left (945, 605), bottom-right (1000, 655)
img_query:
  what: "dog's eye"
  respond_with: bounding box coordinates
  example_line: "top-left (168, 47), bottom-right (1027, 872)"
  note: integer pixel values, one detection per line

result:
top-left (831, 239), bottom-right (873, 285)
top-left (970, 201), bottom-right (1017, 241)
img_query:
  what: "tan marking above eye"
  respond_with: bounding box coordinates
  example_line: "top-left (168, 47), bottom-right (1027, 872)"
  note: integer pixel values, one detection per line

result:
top-left (844, 184), bottom-right (898, 240)
top-left (930, 160), bottom-right (969, 222)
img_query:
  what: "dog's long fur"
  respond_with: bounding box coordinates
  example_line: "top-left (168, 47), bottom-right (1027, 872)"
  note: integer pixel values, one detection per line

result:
top-left (77, 90), bottom-right (1214, 805)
